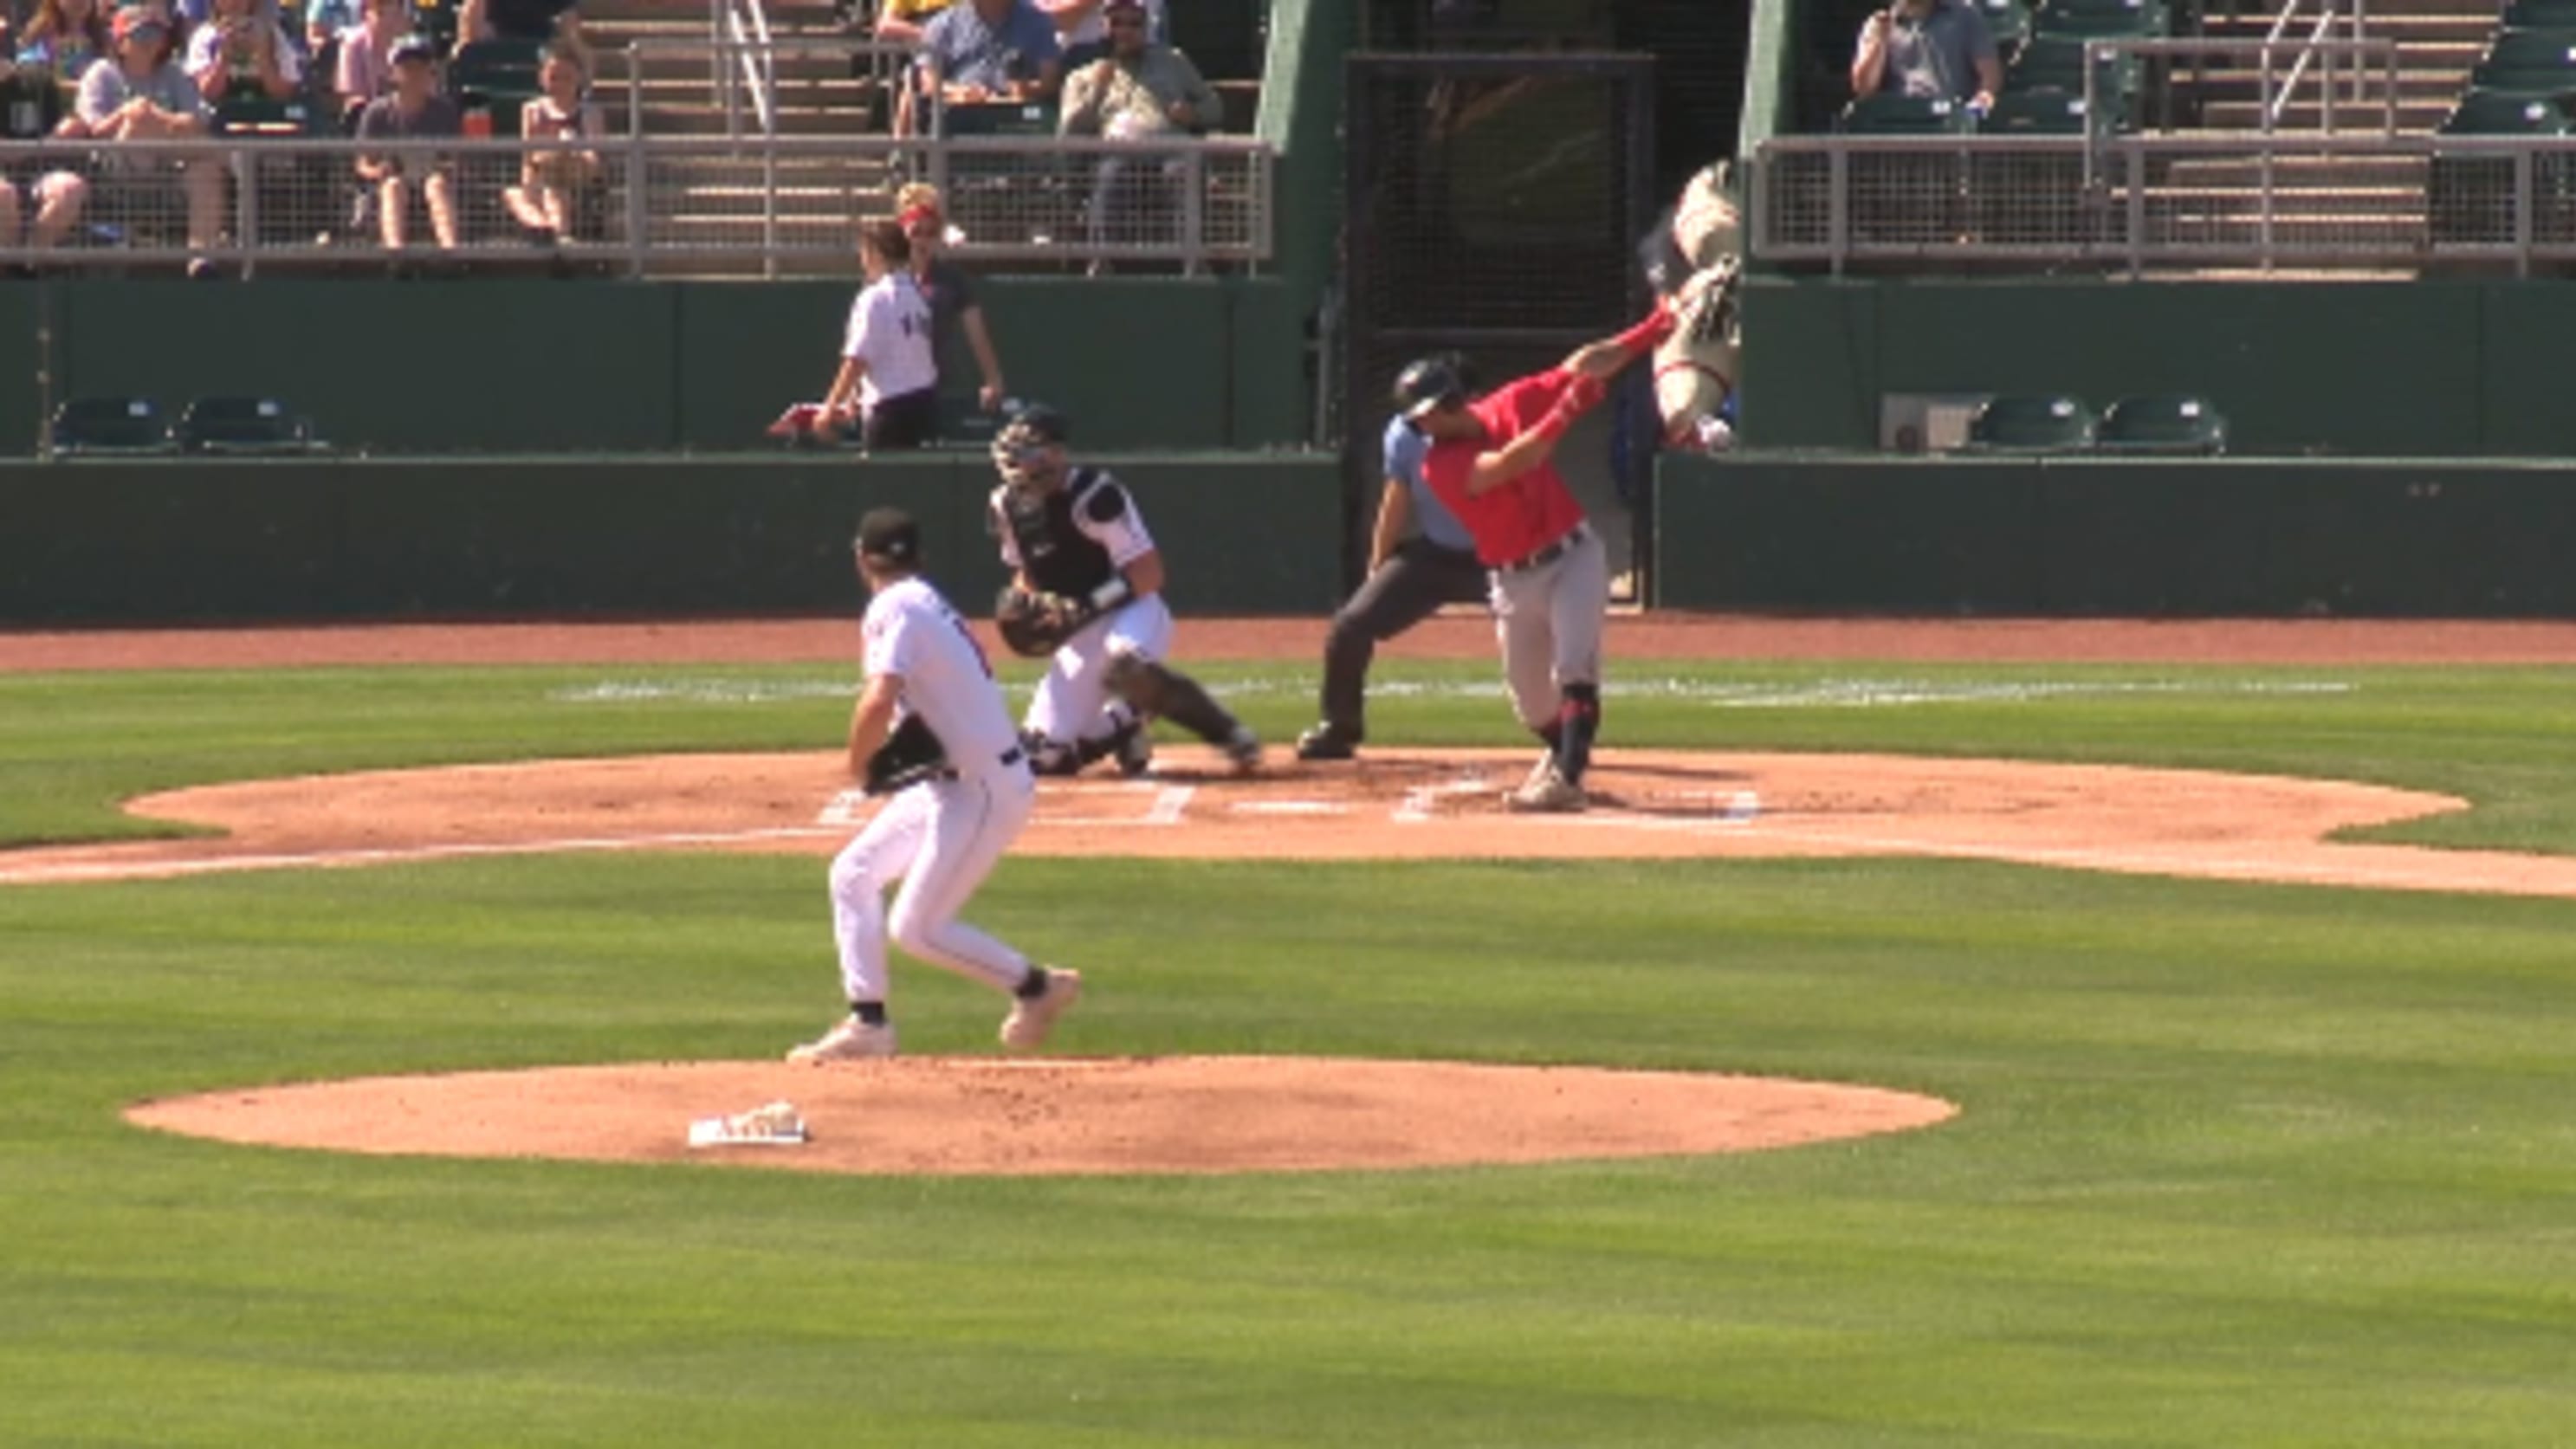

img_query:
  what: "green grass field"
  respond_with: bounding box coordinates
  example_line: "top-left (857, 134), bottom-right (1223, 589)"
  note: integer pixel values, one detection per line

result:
top-left (5, 656), bottom-right (2575, 1446)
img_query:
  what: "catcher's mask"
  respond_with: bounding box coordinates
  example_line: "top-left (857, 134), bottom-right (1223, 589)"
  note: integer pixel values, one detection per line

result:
top-left (1392, 355), bottom-right (1469, 420)
top-left (992, 404), bottom-right (1071, 489)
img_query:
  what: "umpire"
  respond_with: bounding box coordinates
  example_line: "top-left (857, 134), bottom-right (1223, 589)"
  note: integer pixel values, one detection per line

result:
top-left (1294, 355), bottom-right (1490, 762)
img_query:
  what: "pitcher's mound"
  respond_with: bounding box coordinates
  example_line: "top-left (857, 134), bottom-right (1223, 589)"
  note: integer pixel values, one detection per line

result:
top-left (130, 1056), bottom-right (1958, 1176)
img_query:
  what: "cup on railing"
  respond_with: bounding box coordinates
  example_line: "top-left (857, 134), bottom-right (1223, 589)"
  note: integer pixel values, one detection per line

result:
top-left (463, 108), bottom-right (494, 138)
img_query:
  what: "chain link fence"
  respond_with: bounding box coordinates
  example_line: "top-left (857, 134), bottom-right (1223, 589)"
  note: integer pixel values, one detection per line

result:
top-left (1752, 133), bottom-right (2576, 276)
top-left (0, 133), bottom-right (1274, 277)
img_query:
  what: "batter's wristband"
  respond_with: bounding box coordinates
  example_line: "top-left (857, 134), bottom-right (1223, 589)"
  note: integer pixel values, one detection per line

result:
top-left (1613, 308), bottom-right (1675, 356)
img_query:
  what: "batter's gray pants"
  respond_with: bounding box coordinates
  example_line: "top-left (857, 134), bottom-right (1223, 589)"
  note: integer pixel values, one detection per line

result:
top-left (1488, 525), bottom-right (1609, 733)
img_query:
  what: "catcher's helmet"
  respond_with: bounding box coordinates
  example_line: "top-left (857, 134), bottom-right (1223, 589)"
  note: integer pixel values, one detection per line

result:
top-left (1392, 355), bottom-right (1469, 419)
top-left (992, 403), bottom-right (1071, 488)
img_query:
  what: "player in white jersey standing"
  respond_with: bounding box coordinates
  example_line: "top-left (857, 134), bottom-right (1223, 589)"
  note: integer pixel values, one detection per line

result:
top-left (814, 217), bottom-right (942, 450)
top-left (787, 508), bottom-right (1083, 1063)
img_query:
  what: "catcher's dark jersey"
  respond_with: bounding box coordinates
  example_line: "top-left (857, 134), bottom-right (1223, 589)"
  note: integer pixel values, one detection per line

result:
top-left (989, 467), bottom-right (1155, 598)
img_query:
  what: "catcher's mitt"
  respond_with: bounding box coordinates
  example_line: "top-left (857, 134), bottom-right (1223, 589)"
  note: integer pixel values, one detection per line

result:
top-left (995, 585), bottom-right (1086, 658)
top-left (864, 714), bottom-right (951, 795)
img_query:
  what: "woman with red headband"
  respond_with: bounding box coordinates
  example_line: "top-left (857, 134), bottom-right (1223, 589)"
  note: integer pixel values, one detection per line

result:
top-left (896, 182), bottom-right (1010, 418)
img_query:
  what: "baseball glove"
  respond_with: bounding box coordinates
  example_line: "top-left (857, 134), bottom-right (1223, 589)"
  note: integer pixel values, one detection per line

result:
top-left (994, 585), bottom-right (1086, 658)
top-left (863, 714), bottom-right (951, 795)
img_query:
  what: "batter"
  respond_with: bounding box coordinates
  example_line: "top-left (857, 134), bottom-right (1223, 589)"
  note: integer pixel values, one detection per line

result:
top-left (787, 508), bottom-right (1082, 1063)
top-left (1406, 307), bottom-right (1673, 812)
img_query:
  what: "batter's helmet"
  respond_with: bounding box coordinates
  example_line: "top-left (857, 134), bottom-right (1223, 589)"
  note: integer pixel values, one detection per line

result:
top-left (1392, 356), bottom-right (1469, 419)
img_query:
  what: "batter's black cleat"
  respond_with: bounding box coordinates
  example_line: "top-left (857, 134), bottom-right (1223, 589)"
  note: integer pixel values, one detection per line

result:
top-left (1294, 723), bottom-right (1360, 761)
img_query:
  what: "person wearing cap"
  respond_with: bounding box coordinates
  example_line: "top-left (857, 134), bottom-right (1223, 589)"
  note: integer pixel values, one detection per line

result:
top-left (1039, 0), bottom-right (1160, 68)
top-left (787, 506), bottom-right (1083, 1064)
top-left (1400, 308), bottom-right (1676, 812)
top-left (1057, 0), bottom-right (1216, 268)
top-left (987, 400), bottom-right (1262, 777)
top-left (352, 30), bottom-right (459, 252)
top-left (894, 182), bottom-right (1007, 416)
top-left (184, 0), bottom-right (300, 107)
top-left (813, 215), bottom-right (939, 450)
top-left (1291, 355), bottom-right (1489, 763)
top-left (75, 5), bottom-right (224, 275)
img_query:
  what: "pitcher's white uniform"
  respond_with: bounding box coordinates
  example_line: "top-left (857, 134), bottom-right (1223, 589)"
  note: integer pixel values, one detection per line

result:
top-left (990, 468), bottom-right (1175, 753)
top-left (830, 575), bottom-right (1037, 1006)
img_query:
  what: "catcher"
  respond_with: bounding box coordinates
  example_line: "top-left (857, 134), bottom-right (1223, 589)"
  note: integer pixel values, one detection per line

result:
top-left (987, 403), bottom-right (1261, 777)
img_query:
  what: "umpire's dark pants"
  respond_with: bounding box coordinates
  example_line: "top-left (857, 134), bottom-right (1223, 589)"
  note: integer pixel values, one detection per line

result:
top-left (1318, 539), bottom-right (1488, 735)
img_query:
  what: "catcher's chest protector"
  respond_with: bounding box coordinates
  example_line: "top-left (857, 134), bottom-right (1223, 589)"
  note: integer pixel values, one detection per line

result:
top-left (1001, 468), bottom-right (1123, 598)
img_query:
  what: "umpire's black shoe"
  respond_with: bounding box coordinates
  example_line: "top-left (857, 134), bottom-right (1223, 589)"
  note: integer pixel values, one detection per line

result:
top-left (1294, 723), bottom-right (1361, 761)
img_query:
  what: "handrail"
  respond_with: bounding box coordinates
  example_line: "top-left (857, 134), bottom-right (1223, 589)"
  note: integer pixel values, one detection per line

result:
top-left (709, 0), bottom-right (779, 136)
top-left (2080, 35), bottom-right (2399, 136)
top-left (2258, 0), bottom-right (2369, 129)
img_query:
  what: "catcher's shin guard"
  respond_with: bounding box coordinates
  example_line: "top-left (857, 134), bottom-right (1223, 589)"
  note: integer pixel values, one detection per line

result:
top-left (1555, 683), bottom-right (1601, 786)
top-left (1105, 655), bottom-right (1243, 748)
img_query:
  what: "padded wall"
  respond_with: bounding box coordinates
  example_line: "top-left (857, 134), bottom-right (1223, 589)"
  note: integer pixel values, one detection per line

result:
top-left (1655, 452), bottom-right (2576, 616)
top-left (0, 453), bottom-right (1343, 622)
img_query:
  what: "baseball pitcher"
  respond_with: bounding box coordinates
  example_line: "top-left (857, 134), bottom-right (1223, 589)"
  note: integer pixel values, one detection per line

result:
top-left (787, 508), bottom-right (1082, 1063)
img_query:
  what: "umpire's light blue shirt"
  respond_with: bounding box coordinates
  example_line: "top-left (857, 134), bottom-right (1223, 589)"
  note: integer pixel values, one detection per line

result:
top-left (1383, 416), bottom-right (1476, 553)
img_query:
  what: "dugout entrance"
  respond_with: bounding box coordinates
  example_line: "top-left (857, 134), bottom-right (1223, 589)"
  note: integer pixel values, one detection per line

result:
top-left (1340, 52), bottom-right (1659, 598)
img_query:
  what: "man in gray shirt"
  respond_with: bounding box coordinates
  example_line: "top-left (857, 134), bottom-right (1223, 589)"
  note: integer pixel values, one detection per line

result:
top-left (1850, 0), bottom-right (2000, 109)
top-left (76, 7), bottom-right (226, 276)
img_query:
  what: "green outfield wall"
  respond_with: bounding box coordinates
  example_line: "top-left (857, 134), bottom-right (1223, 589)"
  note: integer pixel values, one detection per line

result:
top-left (1656, 452), bottom-right (2576, 616)
top-left (1, 276), bottom-right (1311, 460)
top-left (0, 452), bottom-right (1341, 622)
top-left (1739, 275), bottom-right (2576, 457)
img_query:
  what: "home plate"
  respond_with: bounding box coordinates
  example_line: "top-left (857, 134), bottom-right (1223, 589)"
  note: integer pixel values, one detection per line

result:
top-left (1231, 800), bottom-right (1347, 816)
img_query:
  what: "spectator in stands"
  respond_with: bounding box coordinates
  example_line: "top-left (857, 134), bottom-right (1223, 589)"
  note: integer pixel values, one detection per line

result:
top-left (900, 0), bottom-right (1058, 137)
top-left (871, 0), bottom-right (953, 46)
top-left (1040, 0), bottom-right (1160, 68)
top-left (1058, 0), bottom-right (1214, 271)
top-left (332, 0), bottom-right (404, 126)
top-left (353, 31), bottom-right (457, 251)
top-left (502, 39), bottom-right (596, 243)
top-left (76, 6), bottom-right (225, 276)
top-left (894, 180), bottom-right (1007, 414)
top-left (453, 0), bottom-right (583, 64)
top-left (0, 86), bottom-right (89, 261)
top-left (185, 0), bottom-right (301, 105)
top-left (815, 216), bottom-right (940, 450)
top-left (15, 0), bottom-right (113, 87)
top-left (1849, 0), bottom-right (1998, 111)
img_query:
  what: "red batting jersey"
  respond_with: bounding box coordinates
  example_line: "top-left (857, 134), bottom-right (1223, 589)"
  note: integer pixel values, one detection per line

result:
top-left (1420, 369), bottom-right (1590, 568)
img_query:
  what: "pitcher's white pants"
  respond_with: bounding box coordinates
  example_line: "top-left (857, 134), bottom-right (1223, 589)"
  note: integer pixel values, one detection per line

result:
top-left (830, 767), bottom-right (1036, 1005)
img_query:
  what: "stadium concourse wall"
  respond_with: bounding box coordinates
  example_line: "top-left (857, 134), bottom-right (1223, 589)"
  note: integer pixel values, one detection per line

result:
top-left (1654, 453), bottom-right (2576, 616)
top-left (1, 453), bottom-right (1342, 622)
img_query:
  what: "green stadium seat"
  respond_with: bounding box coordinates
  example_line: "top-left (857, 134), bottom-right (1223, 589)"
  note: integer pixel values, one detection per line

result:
top-left (1971, 0), bottom-right (2033, 49)
top-left (2096, 394), bottom-right (2226, 454)
top-left (2440, 87), bottom-right (2572, 133)
top-left (935, 100), bottom-right (1059, 136)
top-left (1836, 92), bottom-right (1975, 133)
top-left (1964, 393), bottom-right (2097, 450)
top-left (2007, 34), bottom-right (2141, 109)
top-left (173, 397), bottom-right (326, 456)
top-left (2469, 28), bottom-right (2576, 98)
top-left (2029, 0), bottom-right (2164, 42)
top-left (2505, 0), bottom-right (2576, 29)
top-left (49, 398), bottom-right (176, 458)
top-left (1978, 85), bottom-right (2093, 133)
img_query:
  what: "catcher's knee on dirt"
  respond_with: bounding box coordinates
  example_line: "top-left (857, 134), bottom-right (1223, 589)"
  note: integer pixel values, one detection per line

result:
top-left (1105, 654), bottom-right (1241, 747)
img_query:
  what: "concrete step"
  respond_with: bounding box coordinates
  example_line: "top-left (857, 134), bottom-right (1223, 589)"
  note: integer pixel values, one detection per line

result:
top-left (2199, 98), bottom-right (2456, 126)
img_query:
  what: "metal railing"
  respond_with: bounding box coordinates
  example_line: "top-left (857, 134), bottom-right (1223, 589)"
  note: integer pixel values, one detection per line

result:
top-left (2085, 36), bottom-right (2399, 138)
top-left (1751, 131), bottom-right (2576, 277)
top-left (2258, 0), bottom-right (2367, 128)
top-left (626, 34), bottom-right (917, 141)
top-left (0, 133), bottom-right (1277, 277)
top-left (712, 0), bottom-right (780, 135)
